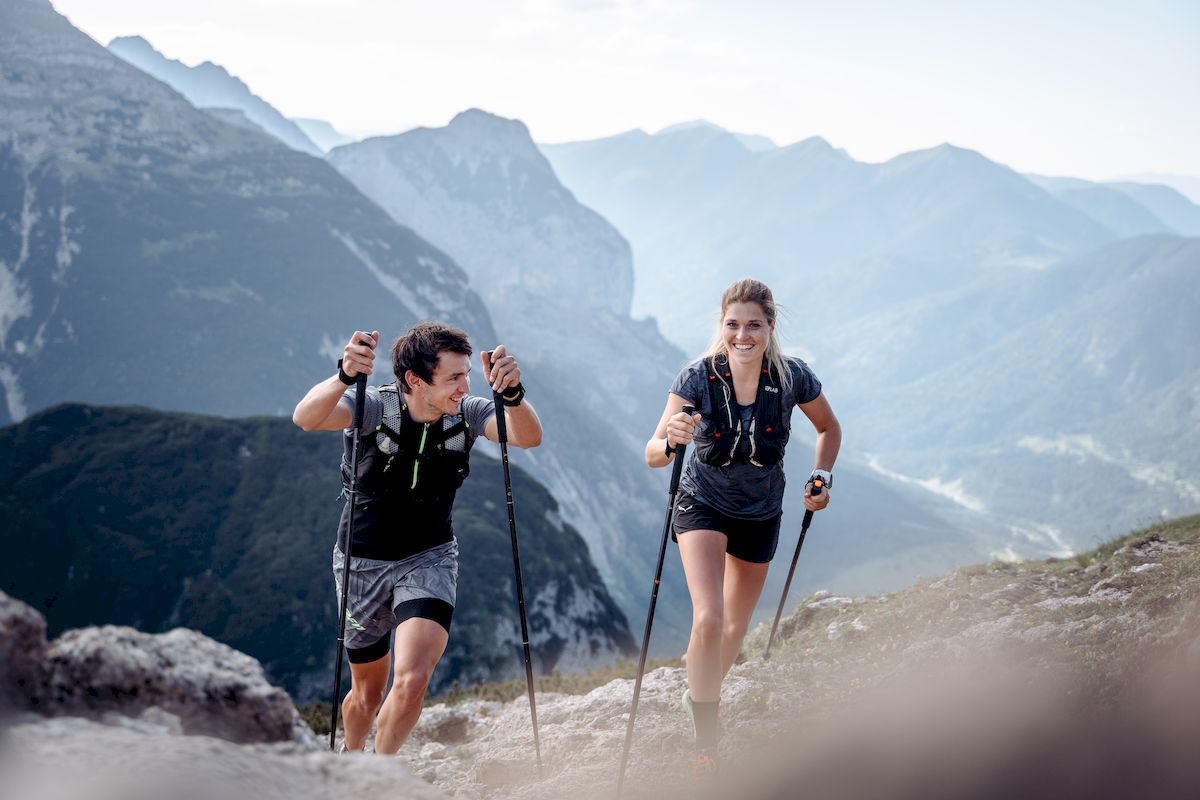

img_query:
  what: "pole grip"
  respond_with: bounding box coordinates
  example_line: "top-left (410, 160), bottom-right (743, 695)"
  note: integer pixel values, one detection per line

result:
top-left (668, 404), bottom-right (695, 482)
top-left (801, 477), bottom-right (823, 527)
top-left (353, 374), bottom-right (367, 430)
top-left (486, 351), bottom-right (509, 444)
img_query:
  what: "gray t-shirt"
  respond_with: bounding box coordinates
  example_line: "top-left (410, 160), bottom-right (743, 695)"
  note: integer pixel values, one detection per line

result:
top-left (670, 356), bottom-right (822, 520)
top-left (340, 385), bottom-right (495, 443)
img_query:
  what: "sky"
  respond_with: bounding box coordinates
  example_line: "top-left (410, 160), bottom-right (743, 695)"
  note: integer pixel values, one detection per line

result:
top-left (50, 0), bottom-right (1200, 181)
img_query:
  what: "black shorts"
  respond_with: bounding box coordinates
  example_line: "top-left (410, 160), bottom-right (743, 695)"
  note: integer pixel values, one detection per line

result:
top-left (671, 492), bottom-right (782, 564)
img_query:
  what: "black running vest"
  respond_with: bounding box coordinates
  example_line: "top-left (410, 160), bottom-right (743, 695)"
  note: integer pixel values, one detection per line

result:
top-left (693, 357), bottom-right (789, 468)
top-left (339, 384), bottom-right (475, 559)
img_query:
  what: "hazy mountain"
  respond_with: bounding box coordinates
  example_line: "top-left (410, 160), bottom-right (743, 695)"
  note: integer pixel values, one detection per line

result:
top-left (0, 0), bottom-right (492, 427)
top-left (853, 235), bottom-right (1200, 549)
top-left (543, 129), bottom-right (1114, 353)
top-left (107, 35), bottom-right (322, 157)
top-left (0, 403), bottom-right (635, 699)
top-left (1117, 172), bottom-right (1200, 205)
top-left (293, 117), bottom-right (355, 152)
top-left (1027, 174), bottom-right (1200, 237)
top-left (655, 119), bottom-right (779, 152)
top-left (1105, 182), bottom-right (1200, 236)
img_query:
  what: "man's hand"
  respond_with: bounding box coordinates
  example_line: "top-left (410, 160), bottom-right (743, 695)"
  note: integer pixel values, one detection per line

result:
top-left (482, 345), bottom-right (521, 394)
top-left (343, 331), bottom-right (379, 378)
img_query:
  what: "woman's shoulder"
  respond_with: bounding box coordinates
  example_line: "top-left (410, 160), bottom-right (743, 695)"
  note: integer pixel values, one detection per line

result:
top-left (783, 355), bottom-right (822, 403)
top-left (670, 356), bottom-right (710, 395)
top-left (783, 354), bottom-right (813, 375)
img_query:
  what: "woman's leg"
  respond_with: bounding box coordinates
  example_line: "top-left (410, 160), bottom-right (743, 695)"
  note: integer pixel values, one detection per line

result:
top-left (720, 554), bottom-right (770, 676)
top-left (677, 529), bottom-right (729, 703)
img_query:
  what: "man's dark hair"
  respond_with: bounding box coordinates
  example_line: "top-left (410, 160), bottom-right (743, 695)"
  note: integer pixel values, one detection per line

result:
top-left (391, 322), bottom-right (473, 394)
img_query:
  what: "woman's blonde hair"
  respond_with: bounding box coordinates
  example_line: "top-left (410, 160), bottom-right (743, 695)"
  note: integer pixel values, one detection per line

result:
top-left (703, 278), bottom-right (793, 397)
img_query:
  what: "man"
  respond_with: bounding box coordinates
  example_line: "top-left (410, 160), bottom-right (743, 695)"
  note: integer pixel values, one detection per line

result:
top-left (293, 322), bottom-right (542, 754)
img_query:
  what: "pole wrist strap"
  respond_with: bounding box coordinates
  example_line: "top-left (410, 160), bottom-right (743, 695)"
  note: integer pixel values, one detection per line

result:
top-left (500, 382), bottom-right (526, 407)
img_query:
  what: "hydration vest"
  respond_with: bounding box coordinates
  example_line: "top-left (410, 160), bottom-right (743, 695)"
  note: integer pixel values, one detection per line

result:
top-left (693, 356), bottom-right (789, 468)
top-left (341, 383), bottom-right (474, 508)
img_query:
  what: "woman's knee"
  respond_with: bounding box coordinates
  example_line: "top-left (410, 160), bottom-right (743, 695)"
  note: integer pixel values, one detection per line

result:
top-left (692, 606), bottom-right (724, 643)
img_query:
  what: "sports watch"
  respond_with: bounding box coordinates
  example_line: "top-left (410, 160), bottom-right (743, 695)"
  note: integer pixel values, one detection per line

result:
top-left (808, 469), bottom-right (833, 490)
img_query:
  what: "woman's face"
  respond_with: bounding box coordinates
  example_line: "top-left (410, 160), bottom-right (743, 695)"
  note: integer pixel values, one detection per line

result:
top-left (722, 301), bottom-right (771, 365)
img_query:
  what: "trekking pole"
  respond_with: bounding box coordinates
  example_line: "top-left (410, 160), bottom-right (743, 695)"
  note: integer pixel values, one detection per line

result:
top-left (763, 476), bottom-right (826, 660)
top-left (616, 404), bottom-right (695, 797)
top-left (330, 372), bottom-right (368, 750)
top-left (488, 352), bottom-right (543, 778)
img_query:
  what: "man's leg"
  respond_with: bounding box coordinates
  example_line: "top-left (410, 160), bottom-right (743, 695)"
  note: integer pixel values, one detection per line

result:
top-left (372, 617), bottom-right (449, 755)
top-left (342, 653), bottom-right (390, 751)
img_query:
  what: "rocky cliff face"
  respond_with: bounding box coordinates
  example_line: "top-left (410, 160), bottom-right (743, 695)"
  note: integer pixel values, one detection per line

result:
top-left (108, 35), bottom-right (323, 156)
top-left (331, 109), bottom-right (633, 317)
top-left (0, 0), bottom-right (492, 426)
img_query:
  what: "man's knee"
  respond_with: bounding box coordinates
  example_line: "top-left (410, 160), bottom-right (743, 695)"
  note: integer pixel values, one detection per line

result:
top-left (390, 667), bottom-right (432, 708)
top-left (346, 683), bottom-right (386, 714)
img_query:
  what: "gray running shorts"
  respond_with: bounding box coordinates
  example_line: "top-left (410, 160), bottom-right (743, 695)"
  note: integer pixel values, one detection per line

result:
top-left (331, 539), bottom-right (458, 662)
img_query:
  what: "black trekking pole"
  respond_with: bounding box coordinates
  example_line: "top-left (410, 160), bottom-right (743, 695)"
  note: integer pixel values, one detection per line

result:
top-left (488, 353), bottom-right (543, 778)
top-left (330, 372), bottom-right (368, 751)
top-left (763, 476), bottom-right (826, 660)
top-left (616, 404), bottom-right (695, 797)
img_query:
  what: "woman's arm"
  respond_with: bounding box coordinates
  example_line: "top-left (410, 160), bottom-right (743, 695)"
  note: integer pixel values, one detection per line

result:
top-left (646, 392), bottom-right (701, 468)
top-left (798, 393), bottom-right (841, 510)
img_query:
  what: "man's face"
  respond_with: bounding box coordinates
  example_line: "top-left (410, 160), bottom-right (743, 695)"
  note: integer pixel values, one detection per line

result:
top-left (412, 351), bottom-right (471, 418)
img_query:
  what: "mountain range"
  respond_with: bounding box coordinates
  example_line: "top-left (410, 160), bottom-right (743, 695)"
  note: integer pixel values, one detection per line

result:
top-left (542, 124), bottom-right (1199, 354)
top-left (541, 123), bottom-right (1200, 554)
top-left (82, 23), bottom-right (994, 637)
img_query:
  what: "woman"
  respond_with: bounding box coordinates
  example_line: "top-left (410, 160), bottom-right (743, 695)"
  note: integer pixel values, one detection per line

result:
top-left (646, 278), bottom-right (841, 770)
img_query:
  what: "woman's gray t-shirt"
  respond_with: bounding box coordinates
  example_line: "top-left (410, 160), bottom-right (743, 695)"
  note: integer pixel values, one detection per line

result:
top-left (670, 356), bottom-right (821, 520)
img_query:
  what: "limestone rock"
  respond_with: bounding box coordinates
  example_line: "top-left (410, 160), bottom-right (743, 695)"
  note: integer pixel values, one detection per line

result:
top-left (0, 590), bottom-right (47, 710)
top-left (40, 624), bottom-right (314, 745)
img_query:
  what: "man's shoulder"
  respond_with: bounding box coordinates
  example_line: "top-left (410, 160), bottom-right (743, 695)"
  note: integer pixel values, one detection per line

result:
top-left (459, 394), bottom-right (496, 433)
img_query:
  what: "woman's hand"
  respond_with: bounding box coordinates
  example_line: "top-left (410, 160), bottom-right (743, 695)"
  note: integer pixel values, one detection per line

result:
top-left (803, 480), bottom-right (831, 512)
top-left (665, 411), bottom-right (702, 449)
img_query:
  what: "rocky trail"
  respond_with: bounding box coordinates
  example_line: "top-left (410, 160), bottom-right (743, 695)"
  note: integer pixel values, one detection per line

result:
top-left (3, 516), bottom-right (1198, 799)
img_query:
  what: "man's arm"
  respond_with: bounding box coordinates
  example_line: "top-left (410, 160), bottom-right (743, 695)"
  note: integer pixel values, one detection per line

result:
top-left (480, 345), bottom-right (542, 449)
top-left (292, 330), bottom-right (379, 431)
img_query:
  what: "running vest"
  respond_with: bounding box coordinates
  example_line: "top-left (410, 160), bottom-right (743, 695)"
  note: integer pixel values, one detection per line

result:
top-left (341, 383), bottom-right (474, 504)
top-left (693, 356), bottom-right (789, 468)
